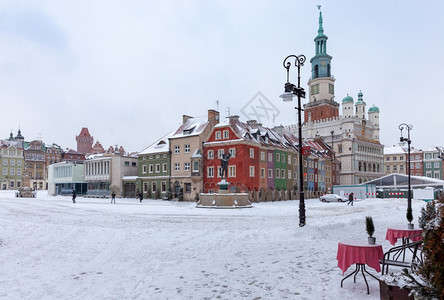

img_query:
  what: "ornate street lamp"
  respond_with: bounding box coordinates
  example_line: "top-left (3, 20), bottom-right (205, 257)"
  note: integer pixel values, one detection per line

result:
top-left (280, 54), bottom-right (306, 227)
top-left (399, 123), bottom-right (413, 213)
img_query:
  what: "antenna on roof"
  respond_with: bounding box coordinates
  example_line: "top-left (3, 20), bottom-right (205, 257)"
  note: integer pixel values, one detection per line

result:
top-left (216, 100), bottom-right (219, 112)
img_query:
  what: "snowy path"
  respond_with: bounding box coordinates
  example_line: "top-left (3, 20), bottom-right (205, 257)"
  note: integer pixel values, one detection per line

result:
top-left (0, 191), bottom-right (425, 299)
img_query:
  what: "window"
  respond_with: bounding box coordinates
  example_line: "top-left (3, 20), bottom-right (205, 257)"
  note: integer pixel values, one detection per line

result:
top-left (338, 145), bottom-right (343, 154)
top-left (17, 160), bottom-right (22, 166)
top-left (10, 160), bottom-right (15, 166)
top-left (288, 155), bottom-right (291, 164)
top-left (434, 172), bottom-right (440, 179)
top-left (399, 156), bottom-right (404, 161)
top-left (156, 164), bottom-right (160, 173)
top-left (248, 148), bottom-right (254, 159)
top-left (125, 161), bottom-right (130, 166)
top-left (268, 153), bottom-right (273, 162)
top-left (400, 165), bottom-right (404, 171)
top-left (161, 182), bottom-right (167, 192)
top-left (208, 150), bottom-right (214, 159)
top-left (184, 144), bottom-right (190, 153)
top-left (143, 165), bottom-right (147, 174)
top-left (276, 169), bottom-right (280, 178)
top-left (223, 130), bottom-right (229, 139)
top-left (149, 165), bottom-right (154, 173)
top-left (434, 162), bottom-right (440, 168)
top-left (184, 162), bottom-right (190, 171)
top-left (185, 183), bottom-right (191, 193)
top-left (163, 163), bottom-right (167, 172)
top-left (426, 172), bottom-right (432, 177)
top-left (152, 182), bottom-right (157, 193)
top-left (229, 148), bottom-right (236, 158)
top-left (268, 169), bottom-right (273, 178)
top-left (3, 159), bottom-right (7, 165)
top-left (218, 149), bottom-right (224, 159)
top-left (288, 170), bottom-right (291, 179)
top-left (163, 154), bottom-right (167, 158)
top-left (386, 165), bottom-right (390, 171)
top-left (261, 168), bottom-right (265, 178)
top-left (228, 166), bottom-right (236, 177)
top-left (217, 166), bottom-right (222, 178)
top-left (156, 155), bottom-right (160, 159)
top-left (249, 166), bottom-right (255, 177)
top-left (143, 183), bottom-right (148, 192)
top-left (281, 154), bottom-right (285, 163)
top-left (393, 156), bottom-right (397, 161)
top-left (208, 167), bottom-right (214, 178)
top-left (281, 169), bottom-right (285, 179)
top-left (132, 162), bottom-right (137, 167)
top-left (10, 168), bottom-right (15, 175)
top-left (10, 181), bottom-right (14, 188)
top-left (261, 152), bottom-right (265, 161)
top-left (276, 153), bottom-right (280, 162)
top-left (174, 163), bottom-right (180, 172)
top-left (17, 169), bottom-right (21, 175)
top-left (215, 131), bottom-right (221, 140)
top-left (193, 161), bottom-right (199, 172)
top-left (426, 162), bottom-right (432, 168)
top-left (174, 146), bottom-right (180, 154)
top-left (425, 154), bottom-right (431, 159)
top-left (393, 165), bottom-right (397, 171)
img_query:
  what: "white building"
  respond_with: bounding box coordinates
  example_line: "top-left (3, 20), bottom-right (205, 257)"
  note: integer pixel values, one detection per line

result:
top-left (84, 153), bottom-right (138, 197)
top-left (47, 161), bottom-right (86, 196)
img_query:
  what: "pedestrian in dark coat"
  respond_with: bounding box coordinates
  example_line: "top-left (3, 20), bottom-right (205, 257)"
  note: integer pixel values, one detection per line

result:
top-left (347, 192), bottom-right (354, 206)
top-left (139, 193), bottom-right (143, 203)
top-left (72, 189), bottom-right (76, 204)
top-left (111, 192), bottom-right (116, 204)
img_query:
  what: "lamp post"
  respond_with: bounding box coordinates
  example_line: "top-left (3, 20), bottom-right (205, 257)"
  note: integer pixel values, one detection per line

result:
top-left (330, 130), bottom-right (334, 187)
top-left (280, 54), bottom-right (306, 227)
top-left (399, 123), bottom-right (413, 212)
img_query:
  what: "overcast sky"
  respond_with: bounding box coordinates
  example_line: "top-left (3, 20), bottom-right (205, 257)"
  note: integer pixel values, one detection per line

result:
top-left (1, 1), bottom-right (443, 153)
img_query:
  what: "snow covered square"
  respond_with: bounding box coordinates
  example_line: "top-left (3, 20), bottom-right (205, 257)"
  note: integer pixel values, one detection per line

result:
top-left (0, 191), bottom-right (426, 299)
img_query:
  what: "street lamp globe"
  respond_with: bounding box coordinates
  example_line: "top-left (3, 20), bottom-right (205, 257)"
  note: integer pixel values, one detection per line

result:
top-left (279, 91), bottom-right (294, 102)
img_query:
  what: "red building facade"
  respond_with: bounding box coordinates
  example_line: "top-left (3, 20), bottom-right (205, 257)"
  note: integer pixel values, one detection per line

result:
top-left (203, 117), bottom-right (261, 193)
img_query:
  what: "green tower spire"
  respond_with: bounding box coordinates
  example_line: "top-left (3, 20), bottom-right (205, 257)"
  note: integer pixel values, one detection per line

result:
top-left (317, 5), bottom-right (325, 38)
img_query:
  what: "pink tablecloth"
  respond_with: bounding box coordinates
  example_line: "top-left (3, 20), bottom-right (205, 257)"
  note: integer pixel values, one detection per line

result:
top-left (385, 228), bottom-right (423, 245)
top-left (337, 241), bottom-right (384, 274)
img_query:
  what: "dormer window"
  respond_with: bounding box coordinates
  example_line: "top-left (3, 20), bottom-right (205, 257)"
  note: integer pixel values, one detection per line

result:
top-left (215, 131), bottom-right (221, 140)
top-left (223, 130), bottom-right (229, 139)
top-left (183, 127), bottom-right (195, 135)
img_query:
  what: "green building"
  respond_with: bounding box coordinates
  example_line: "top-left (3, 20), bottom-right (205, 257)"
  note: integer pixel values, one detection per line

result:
top-left (0, 144), bottom-right (25, 190)
top-left (137, 132), bottom-right (173, 199)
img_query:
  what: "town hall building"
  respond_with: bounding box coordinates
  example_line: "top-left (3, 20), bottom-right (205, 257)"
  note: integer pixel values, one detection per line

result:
top-left (287, 8), bottom-right (384, 185)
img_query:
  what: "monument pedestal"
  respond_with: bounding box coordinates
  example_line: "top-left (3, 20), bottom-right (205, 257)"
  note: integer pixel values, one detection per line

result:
top-left (196, 180), bottom-right (252, 209)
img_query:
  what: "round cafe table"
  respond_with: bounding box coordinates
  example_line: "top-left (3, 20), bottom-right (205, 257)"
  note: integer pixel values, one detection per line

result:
top-left (386, 228), bottom-right (423, 245)
top-left (337, 240), bottom-right (384, 295)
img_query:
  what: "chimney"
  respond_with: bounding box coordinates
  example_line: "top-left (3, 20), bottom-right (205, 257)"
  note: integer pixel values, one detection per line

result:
top-left (208, 109), bottom-right (220, 128)
top-left (183, 115), bottom-right (193, 124)
top-left (229, 115), bottom-right (239, 122)
top-left (273, 125), bottom-right (284, 136)
top-left (246, 120), bottom-right (257, 127)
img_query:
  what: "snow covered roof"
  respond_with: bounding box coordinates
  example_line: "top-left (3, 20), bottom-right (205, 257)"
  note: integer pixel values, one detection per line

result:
top-left (171, 116), bottom-right (209, 139)
top-left (384, 145), bottom-right (406, 155)
top-left (139, 131), bottom-right (174, 155)
top-left (365, 173), bottom-right (444, 189)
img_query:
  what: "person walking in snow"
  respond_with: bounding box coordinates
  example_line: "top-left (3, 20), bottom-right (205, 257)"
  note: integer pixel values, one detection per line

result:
top-left (111, 192), bottom-right (116, 204)
top-left (72, 189), bottom-right (76, 204)
top-left (139, 192), bottom-right (143, 203)
top-left (347, 192), bottom-right (354, 206)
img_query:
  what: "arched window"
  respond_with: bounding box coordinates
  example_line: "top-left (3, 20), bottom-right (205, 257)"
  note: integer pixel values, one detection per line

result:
top-left (358, 162), bottom-right (362, 171)
top-left (314, 65), bottom-right (319, 78)
top-left (327, 64), bottom-right (331, 77)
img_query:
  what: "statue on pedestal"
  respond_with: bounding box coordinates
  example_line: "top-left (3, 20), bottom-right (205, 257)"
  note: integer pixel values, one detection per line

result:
top-left (220, 152), bottom-right (231, 181)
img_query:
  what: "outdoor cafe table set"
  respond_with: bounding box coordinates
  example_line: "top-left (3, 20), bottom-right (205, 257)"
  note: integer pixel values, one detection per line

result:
top-left (336, 228), bottom-right (422, 294)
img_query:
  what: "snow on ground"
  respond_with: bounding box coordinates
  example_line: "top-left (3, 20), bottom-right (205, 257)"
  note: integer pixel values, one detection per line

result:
top-left (0, 191), bottom-right (426, 300)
